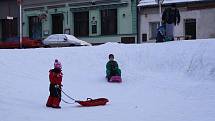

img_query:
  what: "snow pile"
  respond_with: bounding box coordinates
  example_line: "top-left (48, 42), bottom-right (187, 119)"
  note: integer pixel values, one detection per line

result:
top-left (0, 39), bottom-right (215, 121)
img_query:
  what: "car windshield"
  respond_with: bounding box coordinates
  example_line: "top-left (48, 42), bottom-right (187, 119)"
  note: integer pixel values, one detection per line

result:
top-left (59, 35), bottom-right (67, 41)
top-left (47, 35), bottom-right (59, 41)
top-left (46, 35), bottom-right (68, 42)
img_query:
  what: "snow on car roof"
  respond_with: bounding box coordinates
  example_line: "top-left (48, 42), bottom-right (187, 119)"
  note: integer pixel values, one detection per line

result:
top-left (66, 34), bottom-right (91, 46)
top-left (43, 34), bottom-right (91, 46)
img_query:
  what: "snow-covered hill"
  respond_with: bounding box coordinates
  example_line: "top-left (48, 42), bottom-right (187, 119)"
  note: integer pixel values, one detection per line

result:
top-left (1, 39), bottom-right (215, 121)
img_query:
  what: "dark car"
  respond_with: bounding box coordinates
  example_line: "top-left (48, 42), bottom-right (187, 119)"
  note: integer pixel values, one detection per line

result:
top-left (0, 37), bottom-right (42, 49)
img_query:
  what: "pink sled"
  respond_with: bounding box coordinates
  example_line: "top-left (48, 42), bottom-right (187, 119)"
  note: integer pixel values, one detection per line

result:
top-left (108, 76), bottom-right (122, 83)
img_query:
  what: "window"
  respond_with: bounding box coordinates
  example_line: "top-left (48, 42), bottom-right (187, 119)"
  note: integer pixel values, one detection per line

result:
top-left (92, 25), bottom-right (97, 34)
top-left (142, 34), bottom-right (147, 42)
top-left (91, 16), bottom-right (97, 34)
top-left (121, 37), bottom-right (135, 44)
top-left (101, 9), bottom-right (117, 35)
top-left (149, 22), bottom-right (160, 39)
top-left (74, 12), bottom-right (89, 37)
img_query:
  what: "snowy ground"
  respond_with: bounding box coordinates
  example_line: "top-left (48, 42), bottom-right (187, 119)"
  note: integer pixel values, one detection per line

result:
top-left (0, 39), bottom-right (215, 121)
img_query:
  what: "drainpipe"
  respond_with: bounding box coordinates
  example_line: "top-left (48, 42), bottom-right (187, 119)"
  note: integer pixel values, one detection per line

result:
top-left (136, 0), bottom-right (140, 43)
top-left (17, 0), bottom-right (22, 48)
top-left (159, 3), bottom-right (162, 25)
top-left (156, 0), bottom-right (164, 26)
top-left (20, 3), bottom-right (22, 48)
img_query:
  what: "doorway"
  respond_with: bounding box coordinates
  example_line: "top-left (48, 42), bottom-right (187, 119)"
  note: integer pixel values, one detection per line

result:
top-left (1, 18), bottom-right (18, 40)
top-left (185, 19), bottom-right (196, 39)
top-left (52, 14), bottom-right (64, 34)
top-left (73, 11), bottom-right (89, 37)
top-left (29, 16), bottom-right (42, 40)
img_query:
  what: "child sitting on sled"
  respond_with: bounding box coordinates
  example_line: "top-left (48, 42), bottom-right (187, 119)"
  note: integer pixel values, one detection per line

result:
top-left (106, 54), bottom-right (121, 82)
top-left (46, 59), bottom-right (63, 109)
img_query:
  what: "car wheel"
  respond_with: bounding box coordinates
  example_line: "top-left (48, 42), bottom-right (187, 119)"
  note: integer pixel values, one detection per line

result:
top-left (69, 44), bottom-right (76, 47)
top-left (44, 45), bottom-right (50, 48)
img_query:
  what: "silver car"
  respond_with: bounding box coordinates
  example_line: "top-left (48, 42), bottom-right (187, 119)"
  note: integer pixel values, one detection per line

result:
top-left (42, 34), bottom-right (91, 47)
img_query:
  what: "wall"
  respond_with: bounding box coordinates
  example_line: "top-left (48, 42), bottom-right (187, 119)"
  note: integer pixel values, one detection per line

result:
top-left (23, 0), bottom-right (137, 44)
top-left (139, 6), bottom-right (215, 42)
top-left (79, 34), bottom-right (137, 44)
top-left (0, 0), bottom-right (19, 41)
top-left (118, 5), bottom-right (133, 35)
top-left (89, 10), bottom-right (101, 36)
top-left (0, 0), bottom-right (19, 19)
top-left (139, 8), bottom-right (160, 42)
top-left (198, 8), bottom-right (215, 38)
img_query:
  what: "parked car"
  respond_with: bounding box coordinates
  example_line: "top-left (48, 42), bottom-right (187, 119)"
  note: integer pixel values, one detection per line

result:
top-left (0, 37), bottom-right (42, 49)
top-left (42, 34), bottom-right (91, 47)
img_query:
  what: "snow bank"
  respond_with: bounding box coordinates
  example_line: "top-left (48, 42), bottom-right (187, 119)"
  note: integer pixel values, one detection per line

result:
top-left (0, 39), bottom-right (215, 121)
top-left (99, 39), bottom-right (215, 81)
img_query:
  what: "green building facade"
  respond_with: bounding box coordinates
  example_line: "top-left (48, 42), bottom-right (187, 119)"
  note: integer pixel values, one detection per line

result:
top-left (22, 0), bottom-right (137, 44)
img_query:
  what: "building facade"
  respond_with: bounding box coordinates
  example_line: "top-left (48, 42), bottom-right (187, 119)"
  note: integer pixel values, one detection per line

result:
top-left (0, 0), bottom-right (19, 41)
top-left (22, 0), bottom-right (138, 44)
top-left (138, 0), bottom-right (215, 43)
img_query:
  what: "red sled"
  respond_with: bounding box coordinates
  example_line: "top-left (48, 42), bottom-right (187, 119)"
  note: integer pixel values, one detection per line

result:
top-left (108, 76), bottom-right (122, 83)
top-left (75, 98), bottom-right (109, 107)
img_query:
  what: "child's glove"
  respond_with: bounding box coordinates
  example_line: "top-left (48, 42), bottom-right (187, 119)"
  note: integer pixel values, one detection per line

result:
top-left (54, 85), bottom-right (60, 88)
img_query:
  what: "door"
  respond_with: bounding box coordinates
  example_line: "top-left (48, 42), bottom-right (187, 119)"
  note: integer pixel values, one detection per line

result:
top-left (52, 14), bottom-right (64, 34)
top-left (74, 11), bottom-right (89, 37)
top-left (185, 19), bottom-right (196, 39)
top-left (29, 16), bottom-right (42, 40)
top-left (2, 18), bottom-right (18, 40)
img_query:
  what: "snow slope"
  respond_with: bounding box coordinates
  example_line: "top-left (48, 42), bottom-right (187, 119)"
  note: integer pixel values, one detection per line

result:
top-left (1, 39), bottom-right (215, 121)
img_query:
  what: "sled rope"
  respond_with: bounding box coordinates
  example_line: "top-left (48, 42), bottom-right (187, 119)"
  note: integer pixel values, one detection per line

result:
top-left (61, 98), bottom-right (76, 104)
top-left (61, 90), bottom-right (76, 101)
top-left (55, 87), bottom-right (76, 104)
top-left (60, 89), bottom-right (76, 101)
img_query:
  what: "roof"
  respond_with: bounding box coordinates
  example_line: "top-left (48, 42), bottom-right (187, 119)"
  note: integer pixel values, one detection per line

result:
top-left (23, 0), bottom-right (121, 7)
top-left (138, 0), bottom-right (204, 7)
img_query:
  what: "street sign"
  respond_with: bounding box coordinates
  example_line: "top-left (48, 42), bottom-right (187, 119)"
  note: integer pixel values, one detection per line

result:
top-left (155, 0), bottom-right (164, 4)
top-left (7, 16), bottom-right (13, 20)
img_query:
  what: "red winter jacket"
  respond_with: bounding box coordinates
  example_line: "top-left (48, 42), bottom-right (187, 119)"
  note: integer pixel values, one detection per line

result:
top-left (49, 69), bottom-right (63, 85)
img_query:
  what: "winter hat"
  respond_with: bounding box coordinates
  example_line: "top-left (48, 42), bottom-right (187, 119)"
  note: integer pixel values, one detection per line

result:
top-left (109, 54), bottom-right (114, 59)
top-left (54, 59), bottom-right (62, 69)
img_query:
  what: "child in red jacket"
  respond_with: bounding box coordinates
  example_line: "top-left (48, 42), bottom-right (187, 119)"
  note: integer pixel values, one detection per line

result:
top-left (46, 59), bottom-right (63, 109)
